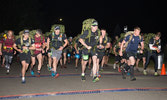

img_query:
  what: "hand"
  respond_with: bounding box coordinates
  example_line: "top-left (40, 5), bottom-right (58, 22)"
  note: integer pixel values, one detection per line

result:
top-left (46, 48), bottom-right (49, 52)
top-left (140, 50), bottom-right (143, 54)
top-left (99, 45), bottom-right (104, 49)
top-left (14, 51), bottom-right (16, 55)
top-left (42, 49), bottom-right (45, 53)
top-left (18, 49), bottom-right (23, 53)
top-left (0, 51), bottom-right (2, 55)
top-left (59, 46), bottom-right (64, 51)
top-left (36, 48), bottom-right (43, 51)
top-left (119, 51), bottom-right (123, 56)
top-left (86, 46), bottom-right (92, 50)
top-left (22, 46), bottom-right (28, 50)
top-left (157, 49), bottom-right (160, 53)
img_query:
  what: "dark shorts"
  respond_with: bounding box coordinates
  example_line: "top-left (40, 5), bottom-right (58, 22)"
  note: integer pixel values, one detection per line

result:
top-left (31, 53), bottom-right (42, 57)
top-left (82, 48), bottom-right (97, 61)
top-left (97, 52), bottom-right (105, 61)
top-left (19, 53), bottom-right (31, 64)
top-left (137, 53), bottom-right (146, 59)
top-left (126, 52), bottom-right (137, 59)
top-left (115, 55), bottom-right (121, 62)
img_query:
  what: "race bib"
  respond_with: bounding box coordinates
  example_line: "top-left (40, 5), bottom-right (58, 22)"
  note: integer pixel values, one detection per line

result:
top-left (35, 43), bottom-right (41, 48)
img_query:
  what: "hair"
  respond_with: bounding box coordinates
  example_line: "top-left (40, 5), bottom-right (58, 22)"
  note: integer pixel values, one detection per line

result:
top-left (134, 27), bottom-right (141, 31)
top-left (101, 28), bottom-right (106, 31)
top-left (155, 32), bottom-right (161, 37)
top-left (7, 30), bottom-right (14, 36)
top-left (36, 29), bottom-right (42, 34)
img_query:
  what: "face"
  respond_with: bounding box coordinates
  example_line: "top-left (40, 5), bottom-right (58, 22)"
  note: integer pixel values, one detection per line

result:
top-left (7, 31), bottom-right (13, 37)
top-left (101, 30), bottom-right (106, 36)
top-left (115, 36), bottom-right (118, 40)
top-left (91, 26), bottom-right (98, 32)
top-left (155, 36), bottom-right (160, 40)
top-left (54, 29), bottom-right (60, 34)
top-left (36, 32), bottom-right (41, 37)
top-left (134, 29), bottom-right (140, 36)
top-left (23, 33), bottom-right (29, 39)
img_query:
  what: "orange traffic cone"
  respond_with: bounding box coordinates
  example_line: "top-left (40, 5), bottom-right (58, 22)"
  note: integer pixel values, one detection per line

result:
top-left (161, 64), bottom-right (166, 75)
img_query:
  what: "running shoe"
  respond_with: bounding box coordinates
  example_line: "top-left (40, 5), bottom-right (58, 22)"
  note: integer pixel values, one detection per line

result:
top-left (143, 70), bottom-right (147, 75)
top-left (81, 75), bottom-right (86, 81)
top-left (47, 64), bottom-right (52, 71)
top-left (30, 70), bottom-right (34, 76)
top-left (6, 69), bottom-right (9, 74)
top-left (92, 76), bottom-right (99, 83)
top-left (51, 71), bottom-right (56, 77)
top-left (154, 72), bottom-right (159, 76)
top-left (22, 78), bottom-right (26, 84)
top-left (130, 77), bottom-right (136, 81)
top-left (54, 73), bottom-right (59, 79)
top-left (37, 71), bottom-right (40, 77)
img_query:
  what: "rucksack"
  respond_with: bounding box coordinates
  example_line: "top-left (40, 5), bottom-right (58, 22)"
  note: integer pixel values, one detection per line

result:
top-left (81, 18), bottom-right (101, 43)
top-left (50, 24), bottom-right (65, 34)
top-left (124, 31), bottom-right (142, 49)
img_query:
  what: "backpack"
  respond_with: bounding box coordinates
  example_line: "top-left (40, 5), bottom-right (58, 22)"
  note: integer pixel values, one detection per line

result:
top-left (17, 30), bottom-right (32, 54)
top-left (81, 18), bottom-right (101, 43)
top-left (50, 24), bottom-right (65, 34)
top-left (124, 31), bottom-right (142, 49)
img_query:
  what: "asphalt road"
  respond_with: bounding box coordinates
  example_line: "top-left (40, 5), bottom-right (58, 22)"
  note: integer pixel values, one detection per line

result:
top-left (0, 58), bottom-right (167, 100)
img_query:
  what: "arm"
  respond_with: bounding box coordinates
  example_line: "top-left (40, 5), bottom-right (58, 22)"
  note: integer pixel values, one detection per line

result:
top-left (74, 43), bottom-right (79, 53)
top-left (29, 44), bottom-right (35, 50)
top-left (119, 40), bottom-right (126, 56)
top-left (13, 43), bottom-right (22, 53)
top-left (79, 38), bottom-right (91, 49)
top-left (0, 43), bottom-right (2, 55)
top-left (46, 38), bottom-right (50, 51)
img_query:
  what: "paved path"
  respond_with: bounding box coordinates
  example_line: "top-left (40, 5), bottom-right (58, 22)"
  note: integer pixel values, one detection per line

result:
top-left (0, 59), bottom-right (167, 100)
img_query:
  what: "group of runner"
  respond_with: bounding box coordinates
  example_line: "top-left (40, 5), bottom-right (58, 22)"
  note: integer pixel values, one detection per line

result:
top-left (0, 20), bottom-right (161, 83)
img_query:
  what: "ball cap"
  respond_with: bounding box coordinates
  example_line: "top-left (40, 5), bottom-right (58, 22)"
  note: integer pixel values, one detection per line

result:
top-left (54, 26), bottom-right (60, 30)
top-left (92, 21), bottom-right (98, 26)
top-left (24, 30), bottom-right (29, 34)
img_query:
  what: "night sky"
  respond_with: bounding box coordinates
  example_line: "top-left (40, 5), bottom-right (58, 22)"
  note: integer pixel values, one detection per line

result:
top-left (0, 0), bottom-right (166, 42)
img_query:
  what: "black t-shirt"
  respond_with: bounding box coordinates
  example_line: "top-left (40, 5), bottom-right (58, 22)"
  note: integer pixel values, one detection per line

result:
top-left (49, 33), bottom-right (67, 50)
top-left (80, 30), bottom-right (99, 47)
top-left (97, 36), bottom-right (110, 52)
top-left (15, 37), bottom-right (34, 54)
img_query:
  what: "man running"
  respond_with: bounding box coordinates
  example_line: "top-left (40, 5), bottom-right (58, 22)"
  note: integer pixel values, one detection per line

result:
top-left (30, 29), bottom-right (45, 77)
top-left (47, 26), bottom-right (68, 78)
top-left (120, 27), bottom-right (144, 81)
top-left (13, 30), bottom-right (35, 83)
top-left (0, 30), bottom-right (15, 74)
top-left (143, 32), bottom-right (161, 76)
top-left (79, 20), bottom-right (101, 82)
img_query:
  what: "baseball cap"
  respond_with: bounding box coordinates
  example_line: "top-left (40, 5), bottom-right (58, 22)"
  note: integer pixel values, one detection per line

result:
top-left (92, 21), bottom-right (98, 26)
top-left (55, 26), bottom-right (60, 30)
top-left (24, 30), bottom-right (29, 34)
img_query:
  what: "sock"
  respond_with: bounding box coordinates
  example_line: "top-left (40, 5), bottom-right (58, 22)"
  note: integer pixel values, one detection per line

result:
top-left (22, 77), bottom-right (25, 81)
top-left (81, 73), bottom-right (85, 76)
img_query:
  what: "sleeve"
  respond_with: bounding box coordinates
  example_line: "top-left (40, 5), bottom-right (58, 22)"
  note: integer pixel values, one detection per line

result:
top-left (80, 30), bottom-right (89, 39)
top-left (48, 34), bottom-right (52, 40)
top-left (0, 38), bottom-right (4, 44)
top-left (158, 39), bottom-right (161, 50)
top-left (15, 38), bottom-right (20, 45)
top-left (149, 38), bottom-right (156, 50)
top-left (124, 35), bottom-right (130, 42)
top-left (140, 37), bottom-right (143, 42)
top-left (31, 38), bottom-right (35, 45)
top-left (42, 36), bottom-right (45, 43)
top-left (62, 34), bottom-right (67, 41)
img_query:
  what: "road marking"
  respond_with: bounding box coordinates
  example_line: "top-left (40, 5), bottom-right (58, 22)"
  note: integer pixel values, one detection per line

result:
top-left (0, 87), bottom-right (167, 99)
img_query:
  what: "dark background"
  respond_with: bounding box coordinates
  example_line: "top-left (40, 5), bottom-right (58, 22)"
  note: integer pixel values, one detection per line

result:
top-left (0, 0), bottom-right (166, 43)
